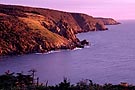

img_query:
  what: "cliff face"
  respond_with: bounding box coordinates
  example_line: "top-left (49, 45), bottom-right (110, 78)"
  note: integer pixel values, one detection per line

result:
top-left (71, 13), bottom-right (107, 32)
top-left (0, 4), bottom-right (118, 55)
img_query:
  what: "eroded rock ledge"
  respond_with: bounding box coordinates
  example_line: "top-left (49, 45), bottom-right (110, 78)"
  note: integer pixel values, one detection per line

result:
top-left (0, 4), bottom-right (119, 55)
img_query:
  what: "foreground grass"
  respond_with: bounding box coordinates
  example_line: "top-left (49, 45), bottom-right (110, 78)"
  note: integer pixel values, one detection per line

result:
top-left (0, 70), bottom-right (135, 90)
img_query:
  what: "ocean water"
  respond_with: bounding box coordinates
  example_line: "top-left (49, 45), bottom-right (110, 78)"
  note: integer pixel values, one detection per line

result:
top-left (0, 20), bottom-right (135, 85)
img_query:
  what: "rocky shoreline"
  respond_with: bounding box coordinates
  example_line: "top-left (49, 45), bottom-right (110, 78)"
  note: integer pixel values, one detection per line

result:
top-left (0, 4), bottom-right (120, 56)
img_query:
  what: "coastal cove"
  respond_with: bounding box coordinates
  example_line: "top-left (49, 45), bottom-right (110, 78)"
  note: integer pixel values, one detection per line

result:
top-left (1, 20), bottom-right (135, 85)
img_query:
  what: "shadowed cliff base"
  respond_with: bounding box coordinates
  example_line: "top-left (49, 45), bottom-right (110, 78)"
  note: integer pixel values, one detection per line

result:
top-left (0, 4), bottom-right (120, 56)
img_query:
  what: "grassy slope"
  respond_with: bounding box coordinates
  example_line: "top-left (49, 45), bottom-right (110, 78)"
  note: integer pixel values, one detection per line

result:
top-left (0, 12), bottom-right (70, 55)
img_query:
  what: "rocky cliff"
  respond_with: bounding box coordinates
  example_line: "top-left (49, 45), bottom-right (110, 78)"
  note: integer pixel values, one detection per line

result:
top-left (0, 4), bottom-right (118, 55)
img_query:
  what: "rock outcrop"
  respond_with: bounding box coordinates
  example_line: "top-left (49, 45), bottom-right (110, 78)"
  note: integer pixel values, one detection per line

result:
top-left (0, 4), bottom-right (119, 55)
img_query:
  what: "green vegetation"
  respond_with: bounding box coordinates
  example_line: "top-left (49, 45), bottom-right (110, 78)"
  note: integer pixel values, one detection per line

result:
top-left (0, 70), bottom-right (135, 90)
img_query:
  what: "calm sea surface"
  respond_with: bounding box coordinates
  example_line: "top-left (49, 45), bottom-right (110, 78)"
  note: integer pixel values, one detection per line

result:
top-left (0, 20), bottom-right (135, 85)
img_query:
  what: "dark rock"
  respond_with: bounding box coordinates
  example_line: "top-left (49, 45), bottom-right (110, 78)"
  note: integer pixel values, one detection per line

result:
top-left (80, 40), bottom-right (89, 46)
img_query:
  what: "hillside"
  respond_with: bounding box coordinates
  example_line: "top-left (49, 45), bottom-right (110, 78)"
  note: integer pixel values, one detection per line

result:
top-left (0, 4), bottom-right (119, 55)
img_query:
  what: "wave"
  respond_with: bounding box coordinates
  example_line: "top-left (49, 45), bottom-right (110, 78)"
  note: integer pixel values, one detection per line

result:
top-left (35, 45), bottom-right (90, 55)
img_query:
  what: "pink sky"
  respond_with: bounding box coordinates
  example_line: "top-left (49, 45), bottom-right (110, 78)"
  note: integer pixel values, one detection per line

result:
top-left (0, 0), bottom-right (135, 20)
